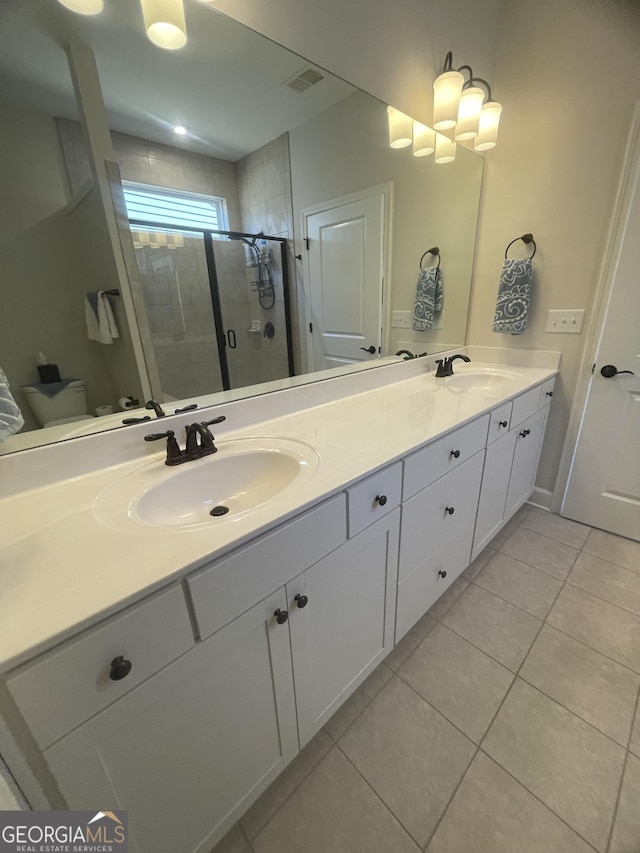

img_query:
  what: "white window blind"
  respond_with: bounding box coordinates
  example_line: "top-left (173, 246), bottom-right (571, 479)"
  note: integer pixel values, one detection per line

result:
top-left (122, 181), bottom-right (228, 233)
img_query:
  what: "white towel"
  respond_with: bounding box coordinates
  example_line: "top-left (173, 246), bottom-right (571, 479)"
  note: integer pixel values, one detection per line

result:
top-left (0, 367), bottom-right (24, 443)
top-left (85, 291), bottom-right (120, 344)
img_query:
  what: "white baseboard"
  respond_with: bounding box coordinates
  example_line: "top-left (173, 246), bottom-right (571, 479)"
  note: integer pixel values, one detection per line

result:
top-left (528, 487), bottom-right (553, 510)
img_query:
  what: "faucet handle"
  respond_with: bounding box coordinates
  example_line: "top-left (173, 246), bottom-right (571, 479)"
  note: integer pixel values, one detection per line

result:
top-left (144, 430), bottom-right (186, 466)
top-left (202, 415), bottom-right (226, 427)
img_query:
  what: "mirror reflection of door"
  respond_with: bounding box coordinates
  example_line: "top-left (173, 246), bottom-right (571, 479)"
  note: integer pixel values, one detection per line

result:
top-left (303, 187), bottom-right (388, 371)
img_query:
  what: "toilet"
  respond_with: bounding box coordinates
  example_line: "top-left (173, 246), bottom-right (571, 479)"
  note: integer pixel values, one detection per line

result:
top-left (22, 379), bottom-right (94, 428)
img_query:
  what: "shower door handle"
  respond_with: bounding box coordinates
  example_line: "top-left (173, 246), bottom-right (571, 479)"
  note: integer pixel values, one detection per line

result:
top-left (227, 329), bottom-right (237, 349)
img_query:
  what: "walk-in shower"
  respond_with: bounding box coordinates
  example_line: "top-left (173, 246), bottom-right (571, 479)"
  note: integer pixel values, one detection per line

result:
top-left (129, 221), bottom-right (294, 403)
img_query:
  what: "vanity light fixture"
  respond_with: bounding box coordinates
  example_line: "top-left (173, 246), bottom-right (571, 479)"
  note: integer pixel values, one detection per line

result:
top-left (140, 0), bottom-right (188, 50)
top-left (56, 0), bottom-right (104, 14)
top-left (434, 133), bottom-right (456, 164)
top-left (412, 122), bottom-right (435, 157)
top-left (387, 106), bottom-right (413, 149)
top-left (433, 51), bottom-right (502, 150)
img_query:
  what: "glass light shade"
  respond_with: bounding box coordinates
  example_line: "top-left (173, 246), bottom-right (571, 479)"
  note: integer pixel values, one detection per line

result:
top-left (141, 0), bottom-right (188, 50)
top-left (434, 133), bottom-right (456, 164)
top-left (57, 0), bottom-right (103, 14)
top-left (474, 101), bottom-right (503, 151)
top-left (432, 70), bottom-right (464, 130)
top-left (455, 86), bottom-right (484, 140)
top-left (413, 122), bottom-right (435, 157)
top-left (387, 106), bottom-right (413, 149)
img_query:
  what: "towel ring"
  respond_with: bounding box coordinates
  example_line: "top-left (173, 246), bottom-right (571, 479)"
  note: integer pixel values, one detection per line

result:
top-left (505, 234), bottom-right (536, 260)
top-left (419, 246), bottom-right (441, 270)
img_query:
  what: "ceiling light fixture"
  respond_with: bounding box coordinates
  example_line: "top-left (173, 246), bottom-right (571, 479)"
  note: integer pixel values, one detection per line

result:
top-left (433, 52), bottom-right (502, 150)
top-left (173, 125), bottom-right (188, 135)
top-left (140, 0), bottom-right (188, 50)
top-left (56, 0), bottom-right (104, 14)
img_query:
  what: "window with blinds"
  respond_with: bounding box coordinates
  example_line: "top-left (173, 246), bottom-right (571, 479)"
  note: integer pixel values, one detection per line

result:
top-left (122, 181), bottom-right (229, 234)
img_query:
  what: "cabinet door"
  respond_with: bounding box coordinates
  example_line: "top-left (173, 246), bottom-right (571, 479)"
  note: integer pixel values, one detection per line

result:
top-left (472, 429), bottom-right (518, 560)
top-left (44, 591), bottom-right (298, 853)
top-left (504, 408), bottom-right (549, 518)
top-left (288, 509), bottom-right (399, 746)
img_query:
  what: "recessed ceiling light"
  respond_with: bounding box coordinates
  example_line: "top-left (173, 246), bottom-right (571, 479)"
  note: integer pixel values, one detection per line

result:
top-left (174, 125), bottom-right (188, 135)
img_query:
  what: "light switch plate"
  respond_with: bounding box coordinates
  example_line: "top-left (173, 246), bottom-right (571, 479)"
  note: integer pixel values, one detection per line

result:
top-left (545, 309), bottom-right (585, 334)
top-left (392, 311), bottom-right (411, 329)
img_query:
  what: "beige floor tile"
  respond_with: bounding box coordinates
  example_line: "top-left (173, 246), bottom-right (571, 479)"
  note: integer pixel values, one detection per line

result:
top-left (583, 529), bottom-right (640, 574)
top-left (521, 508), bottom-right (591, 549)
top-left (630, 703), bottom-right (640, 756)
top-left (463, 546), bottom-right (495, 581)
top-left (252, 747), bottom-right (420, 853)
top-left (385, 612), bottom-right (437, 672)
top-left (475, 552), bottom-right (562, 619)
top-left (324, 664), bottom-right (393, 742)
top-left (339, 676), bottom-right (475, 847)
top-left (240, 731), bottom-right (333, 840)
top-left (441, 584), bottom-right (541, 671)
top-left (484, 679), bottom-right (625, 851)
top-left (500, 527), bottom-right (579, 579)
top-left (427, 576), bottom-right (469, 621)
top-left (548, 586), bottom-right (640, 673)
top-left (520, 625), bottom-right (640, 745)
top-left (568, 551), bottom-right (640, 617)
top-left (609, 753), bottom-right (640, 853)
top-left (400, 624), bottom-right (514, 743)
top-left (211, 824), bottom-right (251, 853)
top-left (427, 751), bottom-right (594, 853)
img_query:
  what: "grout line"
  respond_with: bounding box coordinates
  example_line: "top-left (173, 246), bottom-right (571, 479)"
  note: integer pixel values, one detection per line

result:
top-left (325, 663), bottom-right (393, 743)
top-left (334, 742), bottom-right (427, 852)
top-left (420, 746), bottom-right (478, 851)
top-left (475, 749), bottom-right (601, 853)
top-left (238, 822), bottom-right (255, 853)
top-left (565, 575), bottom-right (640, 622)
top-left (605, 684), bottom-right (640, 853)
top-left (534, 620), bottom-right (640, 678)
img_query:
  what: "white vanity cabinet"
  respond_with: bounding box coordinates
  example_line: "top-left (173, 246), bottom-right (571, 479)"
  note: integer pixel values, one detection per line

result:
top-left (43, 589), bottom-right (298, 853)
top-left (472, 379), bottom-right (555, 558)
top-left (288, 508), bottom-right (400, 746)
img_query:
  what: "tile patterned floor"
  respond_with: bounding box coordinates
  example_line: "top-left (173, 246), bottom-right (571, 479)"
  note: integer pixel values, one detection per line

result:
top-left (213, 507), bottom-right (640, 853)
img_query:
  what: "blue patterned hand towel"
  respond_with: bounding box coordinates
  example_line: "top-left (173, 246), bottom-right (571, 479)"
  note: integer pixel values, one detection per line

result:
top-left (0, 367), bottom-right (24, 443)
top-left (413, 267), bottom-right (444, 331)
top-left (492, 258), bottom-right (533, 334)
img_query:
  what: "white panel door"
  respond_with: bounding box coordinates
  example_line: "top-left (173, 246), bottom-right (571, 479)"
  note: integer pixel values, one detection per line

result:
top-left (563, 118), bottom-right (640, 540)
top-left (303, 190), bottom-right (386, 370)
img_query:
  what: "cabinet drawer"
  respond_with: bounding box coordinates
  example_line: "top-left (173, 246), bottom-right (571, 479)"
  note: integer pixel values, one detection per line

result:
top-left (538, 377), bottom-right (556, 408)
top-left (511, 386), bottom-right (541, 428)
top-left (189, 494), bottom-right (347, 640)
top-left (488, 401), bottom-right (513, 445)
top-left (347, 461), bottom-right (402, 537)
top-left (403, 415), bottom-right (489, 500)
top-left (7, 585), bottom-right (194, 750)
top-left (399, 450), bottom-right (484, 581)
top-left (395, 532), bottom-right (473, 643)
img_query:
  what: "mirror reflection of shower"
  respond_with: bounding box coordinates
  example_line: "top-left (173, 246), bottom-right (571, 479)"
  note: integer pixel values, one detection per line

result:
top-left (129, 222), bottom-right (294, 402)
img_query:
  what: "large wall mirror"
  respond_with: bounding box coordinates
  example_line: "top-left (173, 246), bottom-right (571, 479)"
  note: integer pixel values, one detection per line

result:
top-left (0, 0), bottom-right (483, 456)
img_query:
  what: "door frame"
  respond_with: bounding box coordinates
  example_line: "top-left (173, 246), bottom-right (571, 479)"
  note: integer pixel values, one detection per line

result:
top-left (555, 102), bottom-right (640, 513)
top-left (299, 183), bottom-right (393, 374)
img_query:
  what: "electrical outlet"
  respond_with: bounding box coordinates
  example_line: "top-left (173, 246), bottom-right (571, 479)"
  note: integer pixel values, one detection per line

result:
top-left (545, 309), bottom-right (585, 334)
top-left (392, 311), bottom-right (412, 329)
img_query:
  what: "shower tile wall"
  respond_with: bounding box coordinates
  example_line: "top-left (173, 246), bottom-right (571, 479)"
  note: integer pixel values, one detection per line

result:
top-left (236, 134), bottom-right (295, 382)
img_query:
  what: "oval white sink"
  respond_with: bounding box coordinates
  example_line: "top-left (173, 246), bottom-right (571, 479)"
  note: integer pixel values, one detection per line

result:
top-left (444, 368), bottom-right (522, 391)
top-left (94, 437), bottom-right (319, 531)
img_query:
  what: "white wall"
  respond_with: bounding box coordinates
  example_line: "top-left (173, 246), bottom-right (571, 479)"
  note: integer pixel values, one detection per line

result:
top-left (467, 0), bottom-right (640, 498)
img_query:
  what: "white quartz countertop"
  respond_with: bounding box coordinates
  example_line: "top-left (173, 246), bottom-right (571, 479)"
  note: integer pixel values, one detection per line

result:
top-left (0, 357), bottom-right (557, 672)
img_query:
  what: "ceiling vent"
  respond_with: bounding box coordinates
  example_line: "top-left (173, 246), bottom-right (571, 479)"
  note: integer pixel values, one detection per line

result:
top-left (284, 66), bottom-right (324, 93)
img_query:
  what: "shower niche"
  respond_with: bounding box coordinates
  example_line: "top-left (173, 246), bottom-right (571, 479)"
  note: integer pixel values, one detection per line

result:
top-left (130, 225), bottom-right (294, 402)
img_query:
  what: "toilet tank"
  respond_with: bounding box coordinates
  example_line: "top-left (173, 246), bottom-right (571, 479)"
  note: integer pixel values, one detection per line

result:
top-left (22, 380), bottom-right (88, 427)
